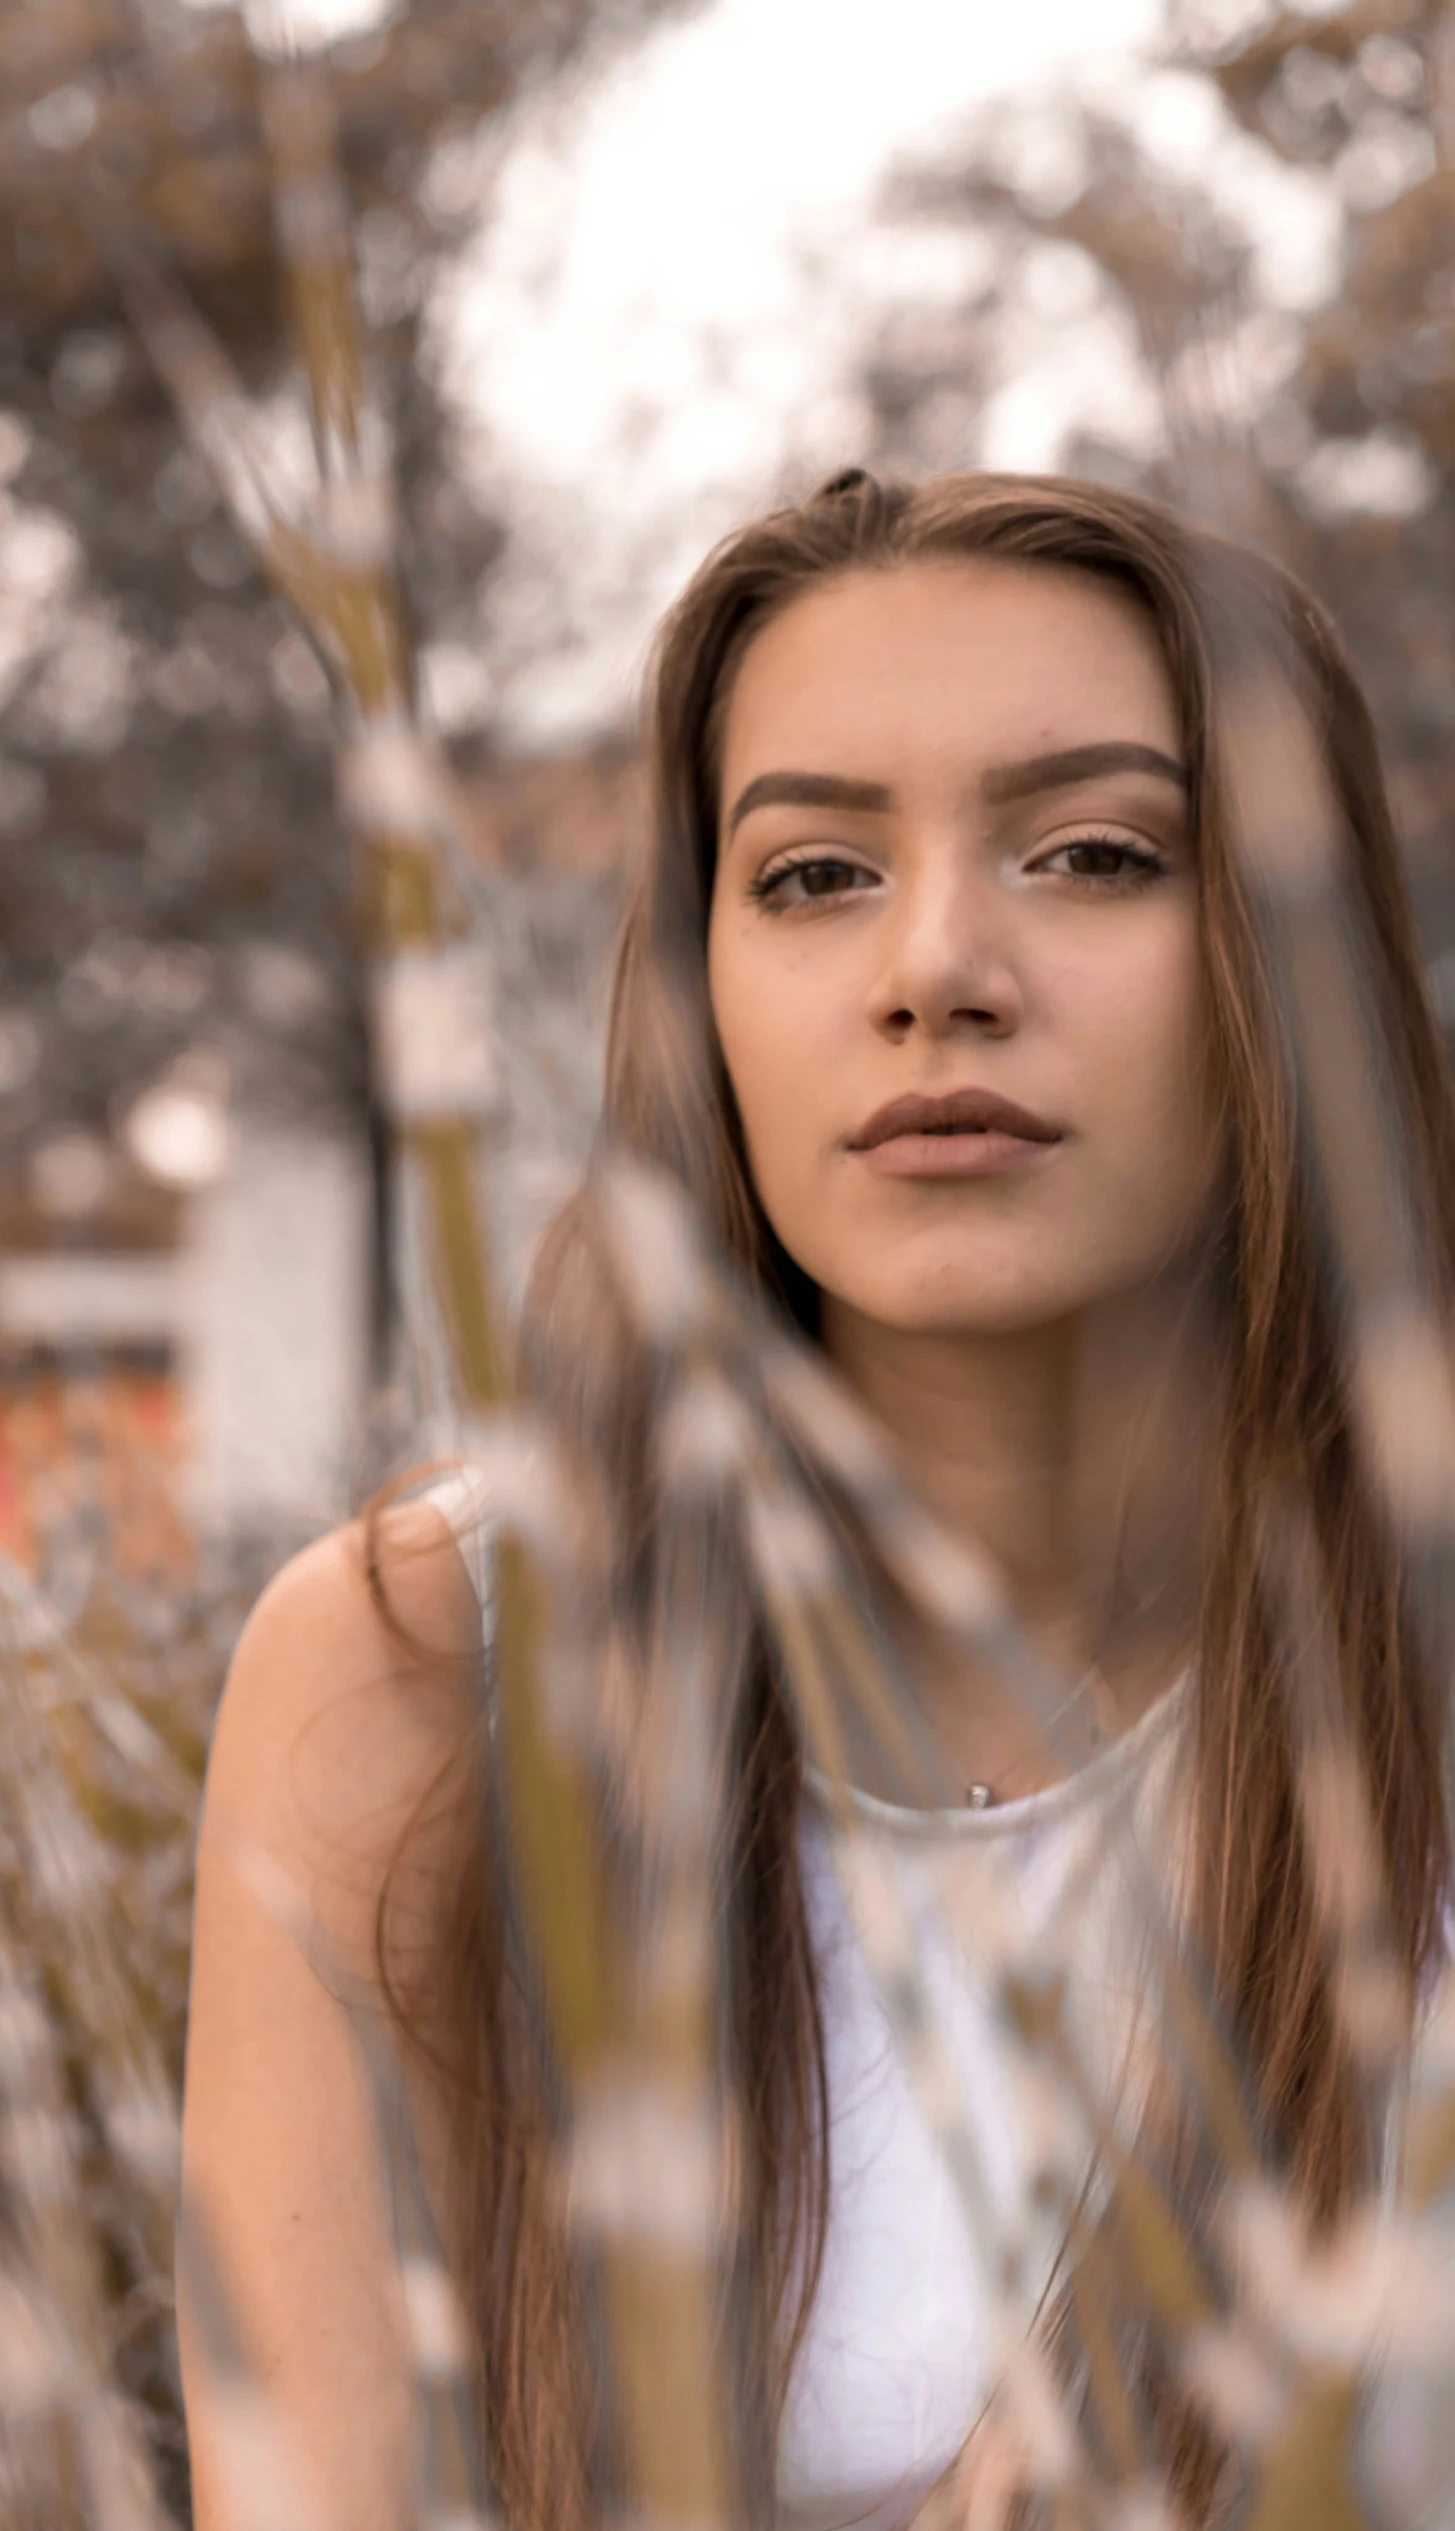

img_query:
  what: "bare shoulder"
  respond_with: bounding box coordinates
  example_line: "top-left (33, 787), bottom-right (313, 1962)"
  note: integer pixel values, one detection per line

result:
top-left (183, 1494), bottom-right (488, 2531)
top-left (201, 1488), bottom-right (489, 1971)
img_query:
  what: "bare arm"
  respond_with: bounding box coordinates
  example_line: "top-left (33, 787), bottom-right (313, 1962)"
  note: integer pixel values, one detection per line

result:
top-left (179, 1502), bottom-right (484, 2531)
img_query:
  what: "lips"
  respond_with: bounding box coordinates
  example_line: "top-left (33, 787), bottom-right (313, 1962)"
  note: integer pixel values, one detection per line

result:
top-left (848, 1088), bottom-right (1063, 1152)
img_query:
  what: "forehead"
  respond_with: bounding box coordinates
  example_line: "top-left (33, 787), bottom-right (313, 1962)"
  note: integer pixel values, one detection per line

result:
top-left (718, 557), bottom-right (1180, 794)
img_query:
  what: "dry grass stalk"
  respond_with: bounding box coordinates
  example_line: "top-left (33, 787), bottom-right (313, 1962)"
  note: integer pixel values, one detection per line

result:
top-left (127, 25), bottom-right (743, 2530)
top-left (13, 18), bottom-right (1455, 2531)
top-left (0, 1546), bottom-right (218, 2528)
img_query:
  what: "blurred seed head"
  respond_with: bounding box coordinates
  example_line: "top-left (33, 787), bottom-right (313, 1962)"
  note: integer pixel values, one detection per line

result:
top-left (991, 2336), bottom-right (1081, 2490)
top-left (199, 2384), bottom-right (330, 2531)
top-left (658, 1363), bottom-right (757, 1494)
top-left (883, 1507), bottom-right (1004, 1639)
top-left (1105, 2486), bottom-right (1182, 2531)
top-left (339, 722), bottom-right (447, 837)
top-left (102, 2079), bottom-right (180, 2192)
top-left (596, 1157), bottom-right (710, 1348)
top-left (743, 1485), bottom-right (835, 1606)
top-left (398, 2256), bottom-right (469, 2381)
top-left (1226, 2182), bottom-right (1455, 2371)
top-left (562, 2076), bottom-right (722, 2255)
top-left (432, 1423), bottom-right (596, 1581)
top-left (1181, 2322), bottom-right (1288, 2452)
top-left (762, 1346), bottom-right (889, 1494)
top-left (316, 473), bottom-right (396, 569)
top-left (1353, 1304), bottom-right (1455, 1536)
top-left (371, 942), bottom-right (500, 1121)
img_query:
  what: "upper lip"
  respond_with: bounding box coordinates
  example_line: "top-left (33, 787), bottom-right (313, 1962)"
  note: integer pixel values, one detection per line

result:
top-left (848, 1088), bottom-right (1064, 1150)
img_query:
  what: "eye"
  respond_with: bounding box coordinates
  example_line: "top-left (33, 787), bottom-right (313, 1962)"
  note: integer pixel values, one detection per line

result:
top-left (1031, 833), bottom-right (1166, 889)
top-left (748, 853), bottom-right (879, 910)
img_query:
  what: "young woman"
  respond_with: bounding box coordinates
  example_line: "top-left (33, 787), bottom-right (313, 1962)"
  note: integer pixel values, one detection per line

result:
top-left (179, 471), bottom-right (1455, 2531)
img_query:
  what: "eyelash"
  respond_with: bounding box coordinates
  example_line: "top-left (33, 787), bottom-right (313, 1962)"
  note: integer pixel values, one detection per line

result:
top-left (746, 854), bottom-right (871, 909)
top-left (747, 833), bottom-right (1168, 910)
top-left (1035, 832), bottom-right (1168, 890)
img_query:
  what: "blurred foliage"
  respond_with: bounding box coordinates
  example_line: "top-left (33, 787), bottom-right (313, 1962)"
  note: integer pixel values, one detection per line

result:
top-left (1189, 0), bottom-right (1455, 955)
top-left (0, 7), bottom-right (694, 2523)
top-left (13, 3), bottom-right (1455, 2524)
top-left (860, 0), bottom-right (1455, 983)
top-left (0, 0), bottom-right (692, 1199)
top-left (0, 1492), bottom-right (270, 2526)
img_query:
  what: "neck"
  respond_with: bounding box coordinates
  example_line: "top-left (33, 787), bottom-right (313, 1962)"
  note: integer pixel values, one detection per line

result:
top-left (821, 1268), bottom-right (1220, 1777)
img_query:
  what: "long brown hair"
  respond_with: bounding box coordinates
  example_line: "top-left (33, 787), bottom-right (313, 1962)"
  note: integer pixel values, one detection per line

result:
top-left (378, 470), bottom-right (1455, 2525)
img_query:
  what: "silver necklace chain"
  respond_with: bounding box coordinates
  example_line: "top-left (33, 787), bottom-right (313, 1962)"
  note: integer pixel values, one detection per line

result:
top-left (964, 1662), bottom-right (1107, 1809)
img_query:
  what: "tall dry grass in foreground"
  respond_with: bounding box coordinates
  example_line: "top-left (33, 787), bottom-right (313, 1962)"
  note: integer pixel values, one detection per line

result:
top-left (10, 11), bottom-right (1455, 2531)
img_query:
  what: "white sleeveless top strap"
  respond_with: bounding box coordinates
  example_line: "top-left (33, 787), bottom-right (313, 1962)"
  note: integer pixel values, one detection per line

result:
top-left (418, 1461), bottom-right (498, 1626)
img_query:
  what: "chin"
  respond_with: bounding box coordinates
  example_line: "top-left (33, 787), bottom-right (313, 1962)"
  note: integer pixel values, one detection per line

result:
top-left (814, 1208), bottom-right (1202, 1339)
top-left (830, 1264), bottom-right (1093, 1342)
top-left (891, 1295), bottom-right (1083, 1341)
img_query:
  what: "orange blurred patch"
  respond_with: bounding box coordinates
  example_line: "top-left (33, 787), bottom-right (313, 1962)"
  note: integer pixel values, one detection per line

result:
top-left (0, 1361), bottom-right (194, 1584)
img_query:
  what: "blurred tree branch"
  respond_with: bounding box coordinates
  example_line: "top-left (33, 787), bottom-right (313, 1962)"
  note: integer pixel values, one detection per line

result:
top-left (858, 0), bottom-right (1455, 982)
top-left (0, 0), bottom-right (697, 1220)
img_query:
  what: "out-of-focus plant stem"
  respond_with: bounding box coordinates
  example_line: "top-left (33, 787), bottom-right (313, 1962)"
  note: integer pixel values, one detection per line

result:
top-left (127, 27), bottom-right (742, 2530)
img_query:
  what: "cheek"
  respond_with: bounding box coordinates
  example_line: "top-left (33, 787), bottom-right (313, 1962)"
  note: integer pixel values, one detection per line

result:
top-left (1077, 927), bottom-right (1218, 1196)
top-left (709, 922), bottom-right (835, 1156)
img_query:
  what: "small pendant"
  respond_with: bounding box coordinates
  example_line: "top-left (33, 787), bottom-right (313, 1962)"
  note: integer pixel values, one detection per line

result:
top-left (965, 1782), bottom-right (995, 1811)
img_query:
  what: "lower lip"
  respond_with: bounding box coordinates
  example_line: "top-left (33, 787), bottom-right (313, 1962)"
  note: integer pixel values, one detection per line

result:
top-left (853, 1131), bottom-right (1063, 1179)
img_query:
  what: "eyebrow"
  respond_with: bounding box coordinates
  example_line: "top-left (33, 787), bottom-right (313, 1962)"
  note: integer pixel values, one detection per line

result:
top-left (725, 770), bottom-right (892, 837)
top-left (724, 742), bottom-right (1188, 839)
top-left (981, 742), bottom-right (1189, 803)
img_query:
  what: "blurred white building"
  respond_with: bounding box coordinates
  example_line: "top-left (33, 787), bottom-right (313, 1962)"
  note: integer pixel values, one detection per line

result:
top-left (0, 1115), bottom-right (371, 1541)
top-left (0, 743), bottom-right (633, 1562)
top-left (183, 1124), bottom-right (371, 1532)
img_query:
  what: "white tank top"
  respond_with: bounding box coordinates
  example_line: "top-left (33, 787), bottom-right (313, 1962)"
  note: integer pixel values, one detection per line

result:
top-left (779, 1684), bottom-right (1188, 2531)
top-left (421, 1471), bottom-right (1186, 2531)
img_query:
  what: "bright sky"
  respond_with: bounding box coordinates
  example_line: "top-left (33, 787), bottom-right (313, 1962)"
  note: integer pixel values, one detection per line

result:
top-left (192, 0), bottom-right (1345, 743)
top-left (444, 0), bottom-right (1162, 477)
top-left (420, 0), bottom-right (1344, 741)
top-left (428, 0), bottom-right (1160, 736)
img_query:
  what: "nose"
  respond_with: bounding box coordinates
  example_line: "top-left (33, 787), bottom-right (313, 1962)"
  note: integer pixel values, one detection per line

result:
top-left (864, 849), bottom-right (1025, 1044)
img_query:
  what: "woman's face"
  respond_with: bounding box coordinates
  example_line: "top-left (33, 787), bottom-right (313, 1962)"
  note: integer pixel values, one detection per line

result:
top-left (706, 556), bottom-right (1222, 1341)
